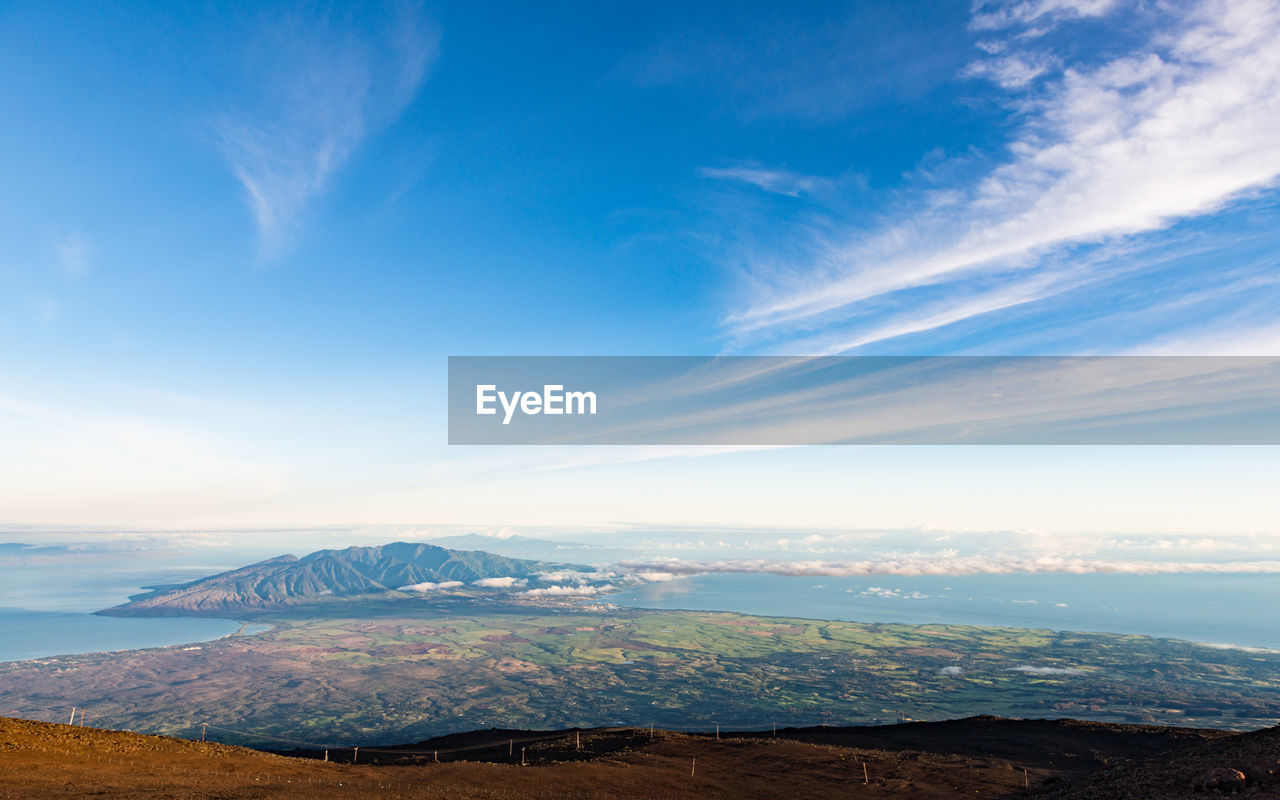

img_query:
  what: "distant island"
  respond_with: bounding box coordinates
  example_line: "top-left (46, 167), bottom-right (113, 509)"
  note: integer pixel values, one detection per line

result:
top-left (1, 542), bottom-right (1276, 748)
top-left (99, 542), bottom-right (612, 616)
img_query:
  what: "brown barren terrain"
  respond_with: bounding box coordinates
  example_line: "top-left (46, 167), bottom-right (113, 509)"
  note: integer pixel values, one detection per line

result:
top-left (5, 714), bottom-right (1273, 799)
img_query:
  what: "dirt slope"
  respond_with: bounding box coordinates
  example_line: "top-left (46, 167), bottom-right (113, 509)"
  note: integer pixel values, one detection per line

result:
top-left (0, 715), bottom-right (1252, 800)
top-left (1018, 723), bottom-right (1280, 799)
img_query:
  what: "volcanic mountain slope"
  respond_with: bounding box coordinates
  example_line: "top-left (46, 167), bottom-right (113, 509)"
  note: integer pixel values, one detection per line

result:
top-left (98, 542), bottom-right (583, 616)
top-left (1020, 722), bottom-right (1280, 799)
top-left (0, 714), bottom-right (1252, 800)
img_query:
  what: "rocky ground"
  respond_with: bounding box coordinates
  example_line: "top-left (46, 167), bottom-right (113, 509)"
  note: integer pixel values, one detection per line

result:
top-left (1017, 722), bottom-right (1280, 799)
top-left (4, 714), bottom-right (1276, 799)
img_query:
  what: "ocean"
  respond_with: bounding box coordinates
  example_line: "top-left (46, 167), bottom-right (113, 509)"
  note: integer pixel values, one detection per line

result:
top-left (4, 553), bottom-right (1278, 663)
top-left (0, 609), bottom-right (246, 663)
top-left (610, 571), bottom-right (1280, 650)
top-left (0, 556), bottom-right (257, 663)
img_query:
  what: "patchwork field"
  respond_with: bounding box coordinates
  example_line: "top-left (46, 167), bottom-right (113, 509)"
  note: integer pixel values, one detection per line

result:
top-left (3, 599), bottom-right (1279, 746)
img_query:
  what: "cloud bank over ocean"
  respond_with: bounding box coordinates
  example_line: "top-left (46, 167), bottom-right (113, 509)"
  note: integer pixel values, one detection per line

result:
top-left (622, 555), bottom-right (1280, 580)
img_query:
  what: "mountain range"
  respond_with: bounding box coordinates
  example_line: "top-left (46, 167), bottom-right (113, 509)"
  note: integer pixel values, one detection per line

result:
top-left (98, 542), bottom-right (583, 617)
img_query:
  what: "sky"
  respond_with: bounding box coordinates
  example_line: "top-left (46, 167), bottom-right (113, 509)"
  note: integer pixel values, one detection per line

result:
top-left (1, 0), bottom-right (1278, 536)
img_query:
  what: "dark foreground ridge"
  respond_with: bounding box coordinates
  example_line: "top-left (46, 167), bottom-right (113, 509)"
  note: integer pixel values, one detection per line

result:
top-left (4, 714), bottom-right (1278, 799)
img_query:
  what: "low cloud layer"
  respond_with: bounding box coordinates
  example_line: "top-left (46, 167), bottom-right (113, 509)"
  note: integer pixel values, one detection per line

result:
top-left (1006, 665), bottom-right (1086, 676)
top-left (620, 555), bottom-right (1280, 579)
top-left (522, 584), bottom-right (616, 597)
top-left (472, 576), bottom-right (527, 588)
top-left (536, 568), bottom-right (616, 583)
top-left (398, 580), bottom-right (463, 592)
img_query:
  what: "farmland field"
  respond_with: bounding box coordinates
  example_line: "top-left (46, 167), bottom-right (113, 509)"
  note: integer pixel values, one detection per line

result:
top-left (3, 598), bottom-right (1279, 746)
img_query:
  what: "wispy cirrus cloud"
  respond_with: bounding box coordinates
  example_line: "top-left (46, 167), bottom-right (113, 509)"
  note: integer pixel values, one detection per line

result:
top-left (700, 165), bottom-right (833, 198)
top-left (727, 0), bottom-right (1280, 353)
top-left (1131, 317), bottom-right (1280, 356)
top-left (962, 51), bottom-right (1057, 88)
top-left (625, 5), bottom-right (970, 124)
top-left (215, 2), bottom-right (439, 256)
top-left (969, 0), bottom-right (1118, 34)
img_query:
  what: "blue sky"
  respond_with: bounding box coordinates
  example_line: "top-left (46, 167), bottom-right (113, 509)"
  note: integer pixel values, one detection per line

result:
top-left (1, 0), bottom-right (1278, 533)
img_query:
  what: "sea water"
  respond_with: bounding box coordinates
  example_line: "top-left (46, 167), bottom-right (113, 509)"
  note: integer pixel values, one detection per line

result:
top-left (0, 557), bottom-right (258, 663)
top-left (5, 554), bottom-right (1279, 662)
top-left (610, 572), bottom-right (1280, 650)
top-left (0, 609), bottom-right (247, 663)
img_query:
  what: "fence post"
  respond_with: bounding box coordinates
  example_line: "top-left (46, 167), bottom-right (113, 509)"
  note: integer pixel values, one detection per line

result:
top-left (353, 747), bottom-right (359, 763)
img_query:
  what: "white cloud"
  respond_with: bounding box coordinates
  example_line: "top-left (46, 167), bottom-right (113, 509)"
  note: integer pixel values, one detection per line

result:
top-left (700, 165), bottom-right (832, 198)
top-left (783, 271), bottom-right (1072, 354)
top-left (1199, 642), bottom-right (1279, 653)
top-left (939, 665), bottom-right (965, 676)
top-left (215, 2), bottom-right (440, 255)
top-left (399, 580), bottom-right (463, 592)
top-left (1006, 664), bottom-right (1086, 675)
top-left (970, 0), bottom-right (1118, 33)
top-left (963, 53), bottom-right (1057, 88)
top-left (860, 586), bottom-right (930, 599)
top-left (618, 555), bottom-right (1280, 578)
top-left (522, 583), bottom-right (616, 597)
top-left (472, 576), bottom-right (527, 588)
top-left (537, 568), bottom-right (616, 583)
top-left (729, 0), bottom-right (1280, 352)
top-left (1132, 318), bottom-right (1280, 356)
top-left (635, 570), bottom-right (682, 582)
top-left (535, 569), bottom-right (587, 583)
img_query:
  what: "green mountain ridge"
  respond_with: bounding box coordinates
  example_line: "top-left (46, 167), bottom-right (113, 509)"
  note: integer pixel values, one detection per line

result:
top-left (98, 542), bottom-right (585, 617)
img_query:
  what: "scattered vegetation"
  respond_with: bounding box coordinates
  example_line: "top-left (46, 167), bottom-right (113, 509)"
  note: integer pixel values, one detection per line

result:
top-left (4, 600), bottom-right (1279, 746)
